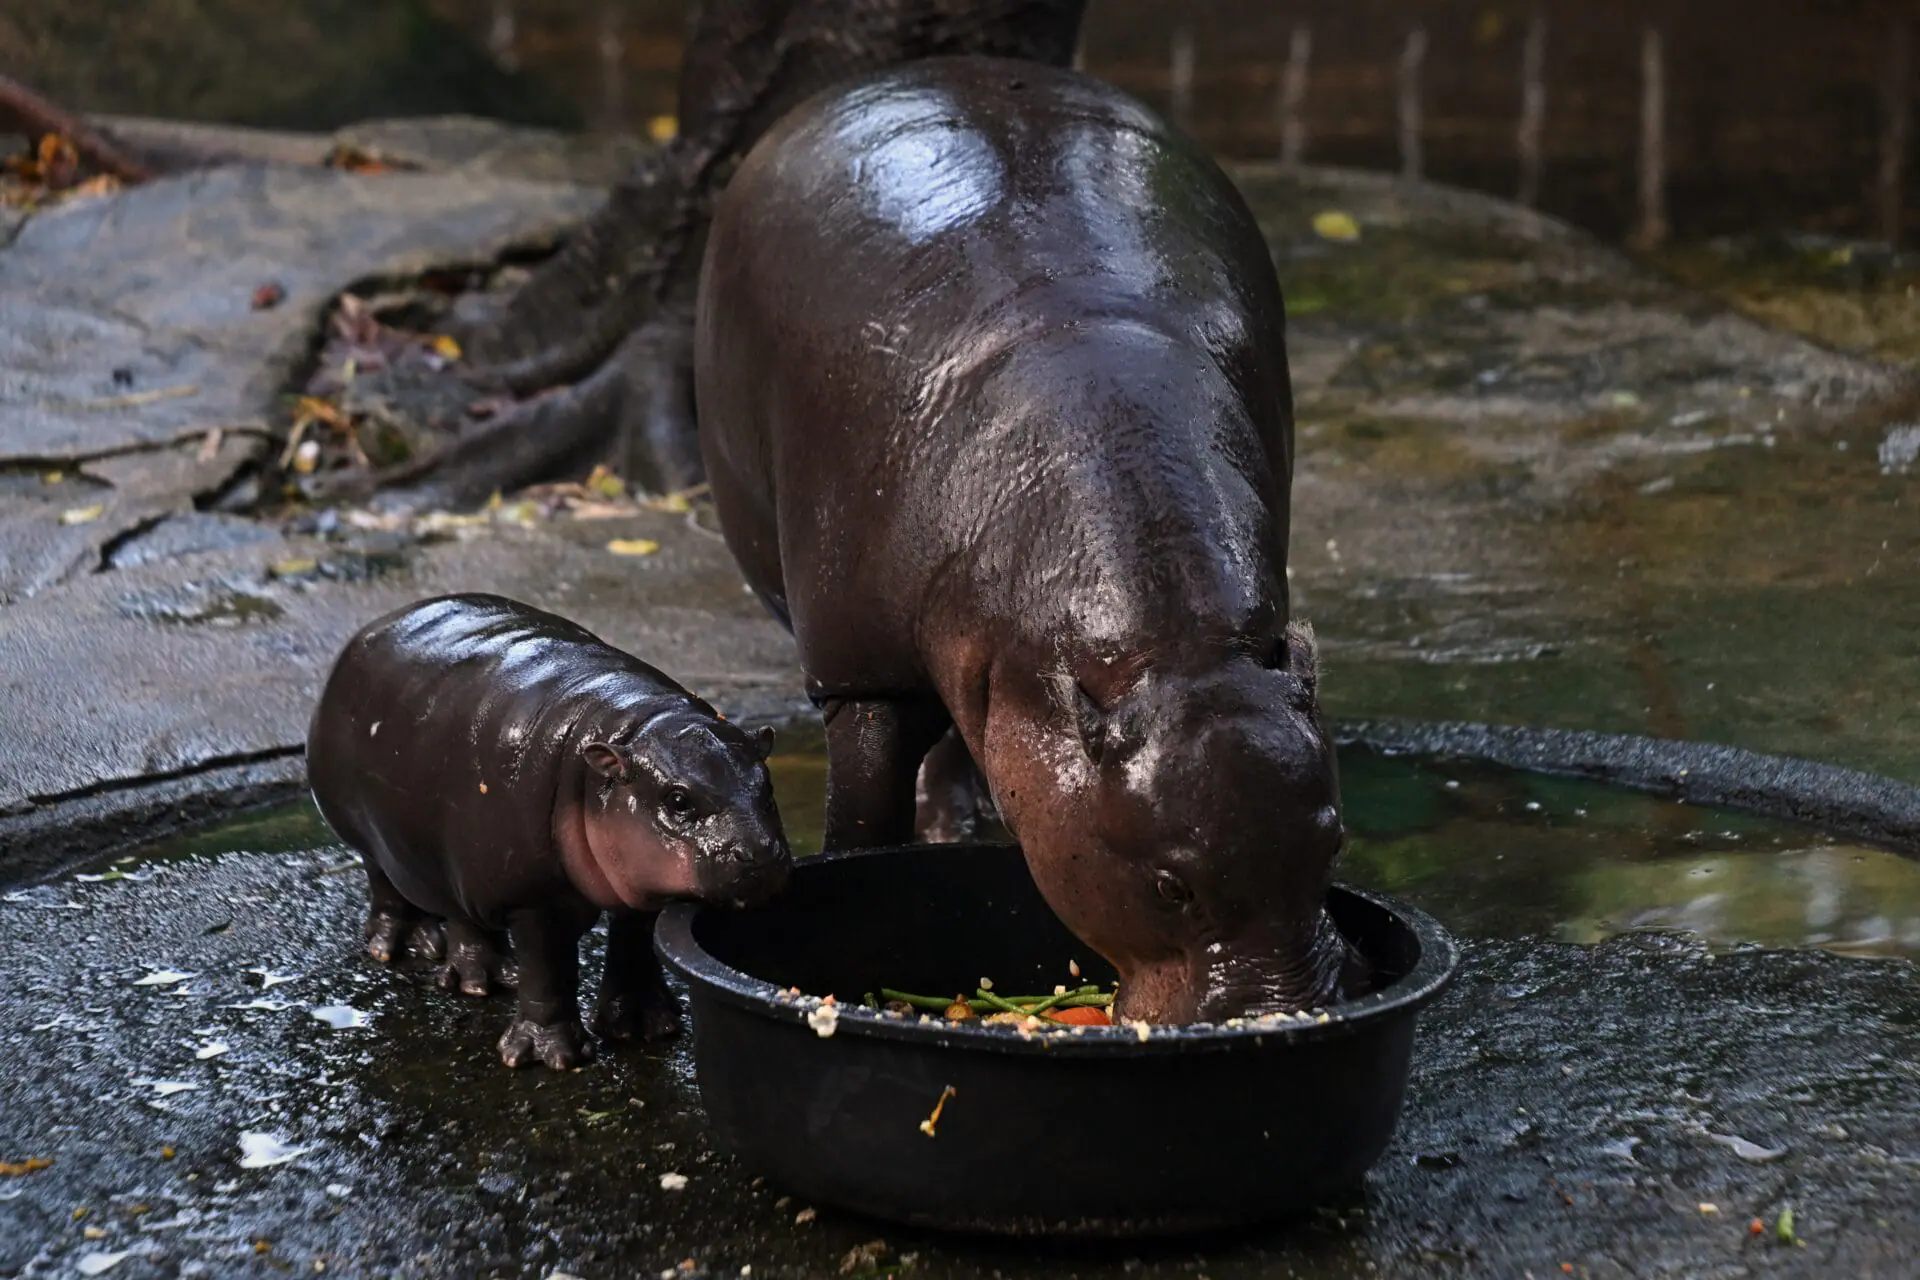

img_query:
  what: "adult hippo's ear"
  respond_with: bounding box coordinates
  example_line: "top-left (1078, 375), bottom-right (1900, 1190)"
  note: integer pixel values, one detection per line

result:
top-left (582, 742), bottom-right (630, 782)
top-left (750, 724), bottom-right (777, 761)
top-left (1278, 620), bottom-right (1320, 711)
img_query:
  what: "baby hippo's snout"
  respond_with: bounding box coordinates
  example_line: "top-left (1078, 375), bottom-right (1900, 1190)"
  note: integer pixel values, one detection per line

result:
top-left (697, 826), bottom-right (792, 908)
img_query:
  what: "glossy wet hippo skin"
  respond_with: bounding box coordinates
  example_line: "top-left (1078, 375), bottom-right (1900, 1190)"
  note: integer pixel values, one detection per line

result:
top-left (306, 593), bottom-right (790, 1068)
top-left (695, 57), bottom-right (1360, 1024)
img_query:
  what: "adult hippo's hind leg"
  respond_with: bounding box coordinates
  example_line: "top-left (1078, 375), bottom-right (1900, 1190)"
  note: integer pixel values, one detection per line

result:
top-left (438, 918), bottom-right (517, 997)
top-left (591, 910), bottom-right (683, 1043)
top-left (823, 696), bottom-right (954, 849)
top-left (363, 862), bottom-right (445, 965)
top-left (499, 906), bottom-right (595, 1070)
top-left (914, 726), bottom-right (1001, 843)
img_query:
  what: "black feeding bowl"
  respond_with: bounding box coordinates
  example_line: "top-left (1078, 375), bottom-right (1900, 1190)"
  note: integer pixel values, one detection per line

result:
top-left (655, 842), bottom-right (1458, 1237)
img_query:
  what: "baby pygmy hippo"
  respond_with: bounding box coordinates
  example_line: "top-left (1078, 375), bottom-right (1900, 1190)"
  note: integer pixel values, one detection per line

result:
top-left (307, 593), bottom-right (792, 1069)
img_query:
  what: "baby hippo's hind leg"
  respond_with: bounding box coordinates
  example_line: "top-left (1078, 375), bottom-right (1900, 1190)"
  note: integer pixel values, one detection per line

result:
top-left (363, 862), bottom-right (445, 964)
top-left (438, 918), bottom-right (517, 997)
top-left (591, 910), bottom-right (682, 1043)
top-left (499, 907), bottom-right (594, 1070)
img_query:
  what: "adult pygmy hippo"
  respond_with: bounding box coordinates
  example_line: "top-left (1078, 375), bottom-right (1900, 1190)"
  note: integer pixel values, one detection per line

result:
top-left (306, 593), bottom-right (791, 1068)
top-left (696, 57), bottom-right (1361, 1025)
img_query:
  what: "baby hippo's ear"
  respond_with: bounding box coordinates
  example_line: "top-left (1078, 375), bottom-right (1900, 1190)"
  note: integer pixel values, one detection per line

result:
top-left (751, 724), bottom-right (776, 761)
top-left (582, 742), bottom-right (630, 782)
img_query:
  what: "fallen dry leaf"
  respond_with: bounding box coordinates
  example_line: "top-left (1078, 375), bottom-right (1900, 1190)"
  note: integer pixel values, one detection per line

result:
top-left (1311, 210), bottom-right (1361, 242)
top-left (59, 504), bottom-right (105, 526)
top-left (0, 1157), bottom-right (52, 1176)
top-left (429, 334), bottom-right (462, 361)
top-left (606, 538), bottom-right (661, 557)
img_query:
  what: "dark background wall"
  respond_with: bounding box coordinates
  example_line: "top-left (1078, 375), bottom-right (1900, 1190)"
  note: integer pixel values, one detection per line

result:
top-left (2, 0), bottom-right (1914, 246)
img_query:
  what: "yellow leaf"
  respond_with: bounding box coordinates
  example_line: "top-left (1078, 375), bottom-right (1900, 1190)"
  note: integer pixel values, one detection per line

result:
top-left (606, 538), bottom-right (661, 557)
top-left (0, 1158), bottom-right (52, 1176)
top-left (429, 334), bottom-right (462, 360)
top-left (270, 558), bottom-right (319, 578)
top-left (647, 115), bottom-right (679, 142)
top-left (587, 465), bottom-right (626, 499)
top-left (59, 504), bottom-right (105, 526)
top-left (651, 491), bottom-right (692, 514)
top-left (1311, 211), bottom-right (1361, 243)
top-left (42, 470), bottom-right (63, 484)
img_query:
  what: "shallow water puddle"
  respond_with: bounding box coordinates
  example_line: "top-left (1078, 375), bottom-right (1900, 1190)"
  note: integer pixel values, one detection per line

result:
top-left (89, 728), bottom-right (1920, 962)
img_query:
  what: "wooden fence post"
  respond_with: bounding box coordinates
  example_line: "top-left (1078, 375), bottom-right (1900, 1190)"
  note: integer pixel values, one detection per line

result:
top-left (597, 3), bottom-right (625, 131)
top-left (1279, 26), bottom-right (1312, 167)
top-left (1632, 24), bottom-right (1669, 249)
top-left (487, 0), bottom-right (519, 73)
top-left (1399, 25), bottom-right (1428, 181)
top-left (1879, 16), bottom-right (1912, 247)
top-left (1517, 7), bottom-right (1546, 206)
top-left (1170, 22), bottom-right (1196, 130)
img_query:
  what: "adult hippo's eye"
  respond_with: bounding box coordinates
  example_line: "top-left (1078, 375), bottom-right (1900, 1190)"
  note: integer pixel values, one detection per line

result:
top-left (1153, 869), bottom-right (1193, 905)
top-left (663, 786), bottom-right (697, 818)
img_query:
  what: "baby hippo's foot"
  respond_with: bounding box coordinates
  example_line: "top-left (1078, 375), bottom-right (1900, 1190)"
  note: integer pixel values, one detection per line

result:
top-left (590, 989), bottom-right (683, 1044)
top-left (437, 921), bottom-right (516, 997)
top-left (499, 1016), bottom-right (595, 1070)
top-left (364, 910), bottom-right (445, 965)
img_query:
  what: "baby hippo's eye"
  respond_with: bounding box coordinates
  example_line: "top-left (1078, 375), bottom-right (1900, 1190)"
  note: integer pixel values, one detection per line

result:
top-left (1153, 869), bottom-right (1193, 905)
top-left (663, 786), bottom-right (697, 817)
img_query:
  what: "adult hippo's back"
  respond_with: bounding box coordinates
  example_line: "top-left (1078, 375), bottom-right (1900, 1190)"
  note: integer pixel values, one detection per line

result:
top-left (696, 56), bottom-right (1358, 1024)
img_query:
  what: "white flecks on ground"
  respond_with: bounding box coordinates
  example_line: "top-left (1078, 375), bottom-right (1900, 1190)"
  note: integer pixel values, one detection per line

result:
top-left (1878, 423), bottom-right (1920, 474)
top-left (131, 1079), bottom-right (199, 1097)
top-left (76, 1252), bottom-right (133, 1276)
top-left (229, 999), bottom-right (299, 1012)
top-left (310, 1005), bottom-right (371, 1029)
top-left (246, 968), bottom-right (300, 988)
top-left (325, 1183), bottom-right (353, 1198)
top-left (806, 1003), bottom-right (839, 1038)
top-left (133, 969), bottom-right (195, 986)
top-left (194, 1042), bottom-right (230, 1060)
top-left (1707, 1131), bottom-right (1789, 1162)
top-left (237, 1131), bottom-right (309, 1168)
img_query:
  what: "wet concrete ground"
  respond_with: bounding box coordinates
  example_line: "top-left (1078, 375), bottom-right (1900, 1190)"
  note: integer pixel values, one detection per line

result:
top-left (7, 752), bottom-right (1920, 1279)
top-left (5, 114), bottom-right (1920, 1277)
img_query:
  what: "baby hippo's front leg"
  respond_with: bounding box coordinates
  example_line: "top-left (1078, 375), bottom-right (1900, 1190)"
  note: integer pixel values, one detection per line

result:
top-left (498, 906), bottom-right (593, 1070)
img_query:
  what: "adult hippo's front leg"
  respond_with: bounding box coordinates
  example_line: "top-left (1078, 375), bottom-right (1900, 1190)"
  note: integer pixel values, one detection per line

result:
top-left (821, 696), bottom-right (955, 849)
top-left (591, 910), bottom-right (683, 1043)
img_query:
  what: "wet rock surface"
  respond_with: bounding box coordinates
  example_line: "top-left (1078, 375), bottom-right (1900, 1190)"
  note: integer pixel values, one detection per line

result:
top-left (3, 836), bottom-right (1916, 1278)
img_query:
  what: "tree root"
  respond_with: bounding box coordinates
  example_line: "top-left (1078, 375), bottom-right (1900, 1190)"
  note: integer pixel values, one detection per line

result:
top-left (0, 74), bottom-right (157, 183)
